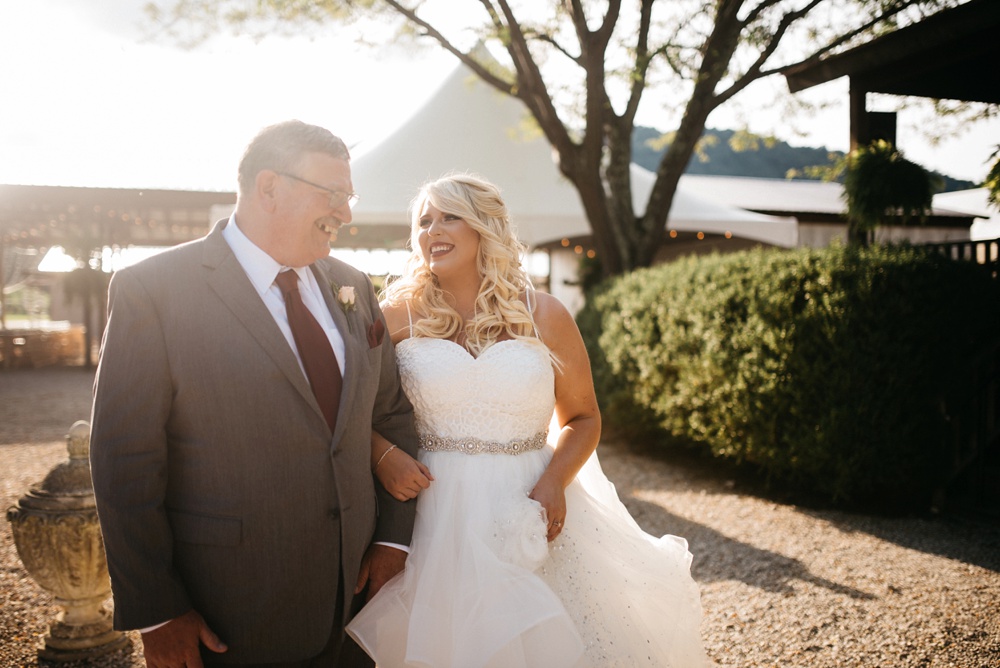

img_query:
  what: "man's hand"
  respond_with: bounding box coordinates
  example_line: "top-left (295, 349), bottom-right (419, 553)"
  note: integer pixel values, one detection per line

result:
top-left (141, 609), bottom-right (227, 668)
top-left (354, 544), bottom-right (407, 601)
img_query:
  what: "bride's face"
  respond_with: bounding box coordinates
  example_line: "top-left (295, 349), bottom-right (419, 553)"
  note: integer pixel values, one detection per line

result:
top-left (416, 200), bottom-right (481, 280)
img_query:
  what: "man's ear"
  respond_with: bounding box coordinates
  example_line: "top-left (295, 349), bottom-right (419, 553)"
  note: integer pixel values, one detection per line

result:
top-left (256, 170), bottom-right (280, 213)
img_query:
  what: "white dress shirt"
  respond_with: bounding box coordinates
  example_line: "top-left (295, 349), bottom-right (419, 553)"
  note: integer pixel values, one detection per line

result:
top-left (222, 214), bottom-right (346, 376)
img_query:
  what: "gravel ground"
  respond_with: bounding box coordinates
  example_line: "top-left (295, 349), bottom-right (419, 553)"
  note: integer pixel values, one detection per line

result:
top-left (2, 367), bottom-right (999, 667)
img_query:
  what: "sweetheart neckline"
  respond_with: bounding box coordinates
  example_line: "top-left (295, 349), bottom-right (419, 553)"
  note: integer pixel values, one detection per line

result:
top-left (397, 337), bottom-right (540, 361)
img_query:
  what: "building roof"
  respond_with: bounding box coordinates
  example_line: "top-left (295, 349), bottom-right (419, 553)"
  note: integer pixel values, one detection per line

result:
top-left (680, 174), bottom-right (977, 225)
top-left (0, 184), bottom-right (235, 246)
top-left (783, 0), bottom-right (1000, 103)
top-left (934, 187), bottom-right (1000, 240)
top-left (680, 175), bottom-right (845, 216)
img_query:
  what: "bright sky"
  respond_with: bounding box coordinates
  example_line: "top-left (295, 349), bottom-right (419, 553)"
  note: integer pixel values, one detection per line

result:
top-left (2, 0), bottom-right (997, 194)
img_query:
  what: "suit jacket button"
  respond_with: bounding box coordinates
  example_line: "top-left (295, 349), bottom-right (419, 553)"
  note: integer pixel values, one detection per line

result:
top-left (328, 509), bottom-right (341, 520)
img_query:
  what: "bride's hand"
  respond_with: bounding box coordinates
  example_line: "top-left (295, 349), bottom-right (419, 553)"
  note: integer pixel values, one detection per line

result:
top-left (375, 448), bottom-right (434, 501)
top-left (529, 477), bottom-right (567, 542)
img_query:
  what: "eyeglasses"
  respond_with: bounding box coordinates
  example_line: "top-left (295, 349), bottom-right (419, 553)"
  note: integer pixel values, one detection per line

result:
top-left (277, 172), bottom-right (360, 209)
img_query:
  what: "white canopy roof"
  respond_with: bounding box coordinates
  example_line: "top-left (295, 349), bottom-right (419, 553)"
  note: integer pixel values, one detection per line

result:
top-left (350, 56), bottom-right (798, 249)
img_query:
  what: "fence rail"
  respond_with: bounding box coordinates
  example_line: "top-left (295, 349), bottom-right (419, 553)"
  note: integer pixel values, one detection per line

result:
top-left (940, 339), bottom-right (1000, 514)
top-left (919, 237), bottom-right (1000, 513)
top-left (921, 237), bottom-right (1000, 278)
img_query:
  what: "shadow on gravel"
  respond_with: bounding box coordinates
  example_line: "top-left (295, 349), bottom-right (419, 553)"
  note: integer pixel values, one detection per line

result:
top-left (623, 496), bottom-right (877, 600)
top-left (624, 440), bottom-right (1000, 575)
top-left (798, 509), bottom-right (1000, 575)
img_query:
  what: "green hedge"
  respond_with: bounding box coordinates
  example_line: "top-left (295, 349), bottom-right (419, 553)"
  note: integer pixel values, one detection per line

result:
top-left (578, 244), bottom-right (1000, 510)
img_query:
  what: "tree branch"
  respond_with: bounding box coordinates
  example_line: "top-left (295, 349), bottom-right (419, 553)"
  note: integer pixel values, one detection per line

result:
top-left (567, 0), bottom-right (590, 47)
top-left (621, 0), bottom-right (655, 126)
top-left (742, 0), bottom-right (792, 27)
top-left (595, 0), bottom-right (622, 45)
top-left (474, 0), bottom-right (505, 34)
top-left (525, 30), bottom-right (582, 66)
top-left (778, 0), bottom-right (926, 74)
top-left (381, 0), bottom-right (516, 95)
top-left (716, 0), bottom-right (826, 106)
top-left (493, 0), bottom-right (578, 161)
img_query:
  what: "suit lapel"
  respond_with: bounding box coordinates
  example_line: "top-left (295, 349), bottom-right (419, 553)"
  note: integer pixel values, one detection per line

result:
top-left (311, 262), bottom-right (363, 445)
top-left (201, 222), bottom-right (321, 417)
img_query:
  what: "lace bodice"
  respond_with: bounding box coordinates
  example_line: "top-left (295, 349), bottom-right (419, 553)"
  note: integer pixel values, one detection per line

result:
top-left (395, 338), bottom-right (555, 446)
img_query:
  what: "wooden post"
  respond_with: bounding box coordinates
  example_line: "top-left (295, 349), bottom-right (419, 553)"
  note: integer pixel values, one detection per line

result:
top-left (849, 84), bottom-right (869, 152)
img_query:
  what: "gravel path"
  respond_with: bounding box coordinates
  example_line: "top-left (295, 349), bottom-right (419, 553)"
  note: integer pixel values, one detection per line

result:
top-left (2, 367), bottom-right (998, 667)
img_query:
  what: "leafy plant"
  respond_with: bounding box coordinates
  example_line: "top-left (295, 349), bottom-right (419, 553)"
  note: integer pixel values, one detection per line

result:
top-left (843, 140), bottom-right (934, 245)
top-left (579, 244), bottom-right (1000, 510)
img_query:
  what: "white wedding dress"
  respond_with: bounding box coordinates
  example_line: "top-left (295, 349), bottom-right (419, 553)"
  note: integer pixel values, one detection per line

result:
top-left (347, 334), bottom-right (707, 667)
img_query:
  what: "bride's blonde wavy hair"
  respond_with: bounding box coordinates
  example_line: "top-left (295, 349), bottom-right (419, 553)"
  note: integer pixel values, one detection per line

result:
top-left (382, 173), bottom-right (541, 358)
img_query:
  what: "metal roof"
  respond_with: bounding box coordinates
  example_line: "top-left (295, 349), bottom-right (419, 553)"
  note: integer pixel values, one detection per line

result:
top-left (680, 175), bottom-right (977, 223)
top-left (0, 184), bottom-right (235, 246)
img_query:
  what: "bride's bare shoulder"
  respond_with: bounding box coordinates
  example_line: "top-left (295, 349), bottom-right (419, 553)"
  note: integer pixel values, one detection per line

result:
top-left (527, 291), bottom-right (578, 343)
top-left (528, 291), bottom-right (571, 323)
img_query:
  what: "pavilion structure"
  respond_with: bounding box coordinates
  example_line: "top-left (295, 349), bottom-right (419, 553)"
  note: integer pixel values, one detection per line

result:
top-left (782, 0), bottom-right (1000, 149)
top-left (0, 185), bottom-right (236, 365)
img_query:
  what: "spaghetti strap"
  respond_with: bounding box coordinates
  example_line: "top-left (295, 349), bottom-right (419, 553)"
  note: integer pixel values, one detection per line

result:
top-left (525, 289), bottom-right (540, 339)
top-left (406, 301), bottom-right (414, 338)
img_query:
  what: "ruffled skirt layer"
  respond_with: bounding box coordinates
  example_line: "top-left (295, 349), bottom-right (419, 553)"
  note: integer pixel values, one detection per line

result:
top-left (347, 446), bottom-right (706, 668)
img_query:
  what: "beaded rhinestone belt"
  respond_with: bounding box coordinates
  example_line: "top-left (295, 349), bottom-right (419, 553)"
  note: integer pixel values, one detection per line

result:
top-left (419, 431), bottom-right (547, 455)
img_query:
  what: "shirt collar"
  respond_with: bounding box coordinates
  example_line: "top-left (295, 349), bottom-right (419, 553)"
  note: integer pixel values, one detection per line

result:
top-left (221, 213), bottom-right (307, 296)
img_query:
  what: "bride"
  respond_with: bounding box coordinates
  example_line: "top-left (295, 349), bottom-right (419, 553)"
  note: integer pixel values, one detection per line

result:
top-left (347, 173), bottom-right (706, 667)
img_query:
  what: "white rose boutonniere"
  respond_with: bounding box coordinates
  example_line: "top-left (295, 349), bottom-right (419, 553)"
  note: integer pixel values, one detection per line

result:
top-left (337, 285), bottom-right (357, 312)
top-left (331, 282), bottom-right (357, 332)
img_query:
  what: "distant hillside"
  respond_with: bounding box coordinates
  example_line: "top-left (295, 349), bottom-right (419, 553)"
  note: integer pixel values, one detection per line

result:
top-left (632, 126), bottom-right (976, 193)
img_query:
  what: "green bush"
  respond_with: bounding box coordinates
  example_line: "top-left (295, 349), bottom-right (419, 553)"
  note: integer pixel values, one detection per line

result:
top-left (579, 244), bottom-right (1000, 510)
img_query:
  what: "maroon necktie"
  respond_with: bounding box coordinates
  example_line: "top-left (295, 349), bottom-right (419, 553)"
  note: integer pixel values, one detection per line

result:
top-left (275, 270), bottom-right (342, 433)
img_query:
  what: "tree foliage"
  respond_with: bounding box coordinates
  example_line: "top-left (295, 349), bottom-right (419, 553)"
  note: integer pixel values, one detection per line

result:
top-left (986, 145), bottom-right (1000, 211)
top-left (147, 0), bottom-right (965, 276)
top-left (843, 140), bottom-right (934, 244)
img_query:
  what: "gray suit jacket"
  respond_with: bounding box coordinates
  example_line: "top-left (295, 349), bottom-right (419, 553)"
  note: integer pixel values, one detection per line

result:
top-left (90, 220), bottom-right (418, 662)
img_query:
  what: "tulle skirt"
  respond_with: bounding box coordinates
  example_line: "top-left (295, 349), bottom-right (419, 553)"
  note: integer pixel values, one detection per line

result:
top-left (347, 445), bottom-right (706, 668)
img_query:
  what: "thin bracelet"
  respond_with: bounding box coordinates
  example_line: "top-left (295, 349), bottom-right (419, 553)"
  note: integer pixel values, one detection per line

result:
top-left (374, 444), bottom-right (397, 471)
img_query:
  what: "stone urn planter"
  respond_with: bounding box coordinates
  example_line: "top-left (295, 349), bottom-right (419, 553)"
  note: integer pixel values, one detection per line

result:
top-left (6, 420), bottom-right (128, 661)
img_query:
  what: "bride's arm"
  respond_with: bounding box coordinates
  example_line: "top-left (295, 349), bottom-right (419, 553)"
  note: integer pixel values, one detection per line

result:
top-left (369, 300), bottom-right (434, 501)
top-left (528, 292), bottom-right (602, 542)
top-left (372, 430), bottom-right (434, 501)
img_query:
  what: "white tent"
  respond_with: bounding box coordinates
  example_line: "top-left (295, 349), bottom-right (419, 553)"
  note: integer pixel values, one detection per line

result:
top-left (350, 56), bottom-right (798, 250)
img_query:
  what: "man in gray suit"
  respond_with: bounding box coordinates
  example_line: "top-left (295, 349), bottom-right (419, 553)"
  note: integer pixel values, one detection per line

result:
top-left (90, 120), bottom-right (418, 667)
